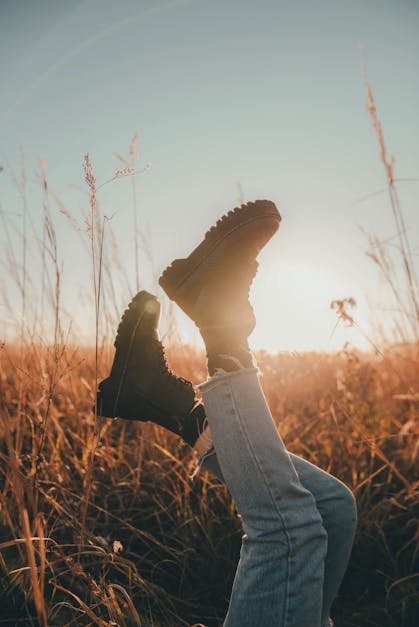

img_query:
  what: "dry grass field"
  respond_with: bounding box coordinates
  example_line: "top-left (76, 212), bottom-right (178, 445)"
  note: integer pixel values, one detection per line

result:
top-left (1, 80), bottom-right (418, 626)
top-left (0, 341), bottom-right (418, 626)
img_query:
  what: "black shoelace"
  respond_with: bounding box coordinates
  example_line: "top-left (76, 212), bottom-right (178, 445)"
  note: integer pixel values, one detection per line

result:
top-left (151, 338), bottom-right (193, 391)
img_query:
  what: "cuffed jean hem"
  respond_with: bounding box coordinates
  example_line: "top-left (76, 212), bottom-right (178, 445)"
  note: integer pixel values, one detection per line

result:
top-left (197, 366), bottom-right (259, 393)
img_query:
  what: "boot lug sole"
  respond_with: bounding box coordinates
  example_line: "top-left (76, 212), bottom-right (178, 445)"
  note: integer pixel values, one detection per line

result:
top-left (159, 200), bottom-right (280, 311)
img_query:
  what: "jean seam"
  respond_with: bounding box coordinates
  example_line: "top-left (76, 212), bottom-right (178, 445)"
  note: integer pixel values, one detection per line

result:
top-left (225, 376), bottom-right (292, 627)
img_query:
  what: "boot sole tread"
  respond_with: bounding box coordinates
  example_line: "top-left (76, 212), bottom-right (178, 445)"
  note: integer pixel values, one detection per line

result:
top-left (159, 200), bottom-right (280, 303)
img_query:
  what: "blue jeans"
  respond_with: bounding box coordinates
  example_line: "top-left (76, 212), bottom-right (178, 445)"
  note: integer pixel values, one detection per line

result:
top-left (198, 368), bottom-right (357, 627)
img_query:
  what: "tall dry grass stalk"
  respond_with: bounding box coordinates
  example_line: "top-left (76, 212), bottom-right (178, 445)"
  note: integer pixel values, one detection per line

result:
top-left (113, 130), bottom-right (143, 293)
top-left (80, 153), bottom-right (106, 547)
top-left (362, 66), bottom-right (419, 343)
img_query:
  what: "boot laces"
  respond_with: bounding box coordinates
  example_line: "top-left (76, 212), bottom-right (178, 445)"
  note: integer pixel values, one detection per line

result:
top-left (151, 338), bottom-right (193, 391)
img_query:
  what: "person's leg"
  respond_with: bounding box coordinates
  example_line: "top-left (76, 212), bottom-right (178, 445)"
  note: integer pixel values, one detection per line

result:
top-left (96, 287), bottom-right (355, 625)
top-left (198, 368), bottom-right (328, 627)
top-left (290, 455), bottom-right (357, 626)
top-left (159, 200), bottom-right (329, 626)
top-left (96, 197), bottom-right (356, 625)
top-left (202, 448), bottom-right (357, 627)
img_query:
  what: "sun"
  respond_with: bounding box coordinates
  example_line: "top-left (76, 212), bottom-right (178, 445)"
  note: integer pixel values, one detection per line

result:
top-left (250, 258), bottom-right (360, 352)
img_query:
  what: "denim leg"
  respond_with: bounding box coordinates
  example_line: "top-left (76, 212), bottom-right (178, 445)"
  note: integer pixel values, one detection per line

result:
top-left (198, 369), bottom-right (328, 627)
top-left (291, 455), bottom-right (357, 625)
top-left (202, 434), bottom-right (357, 627)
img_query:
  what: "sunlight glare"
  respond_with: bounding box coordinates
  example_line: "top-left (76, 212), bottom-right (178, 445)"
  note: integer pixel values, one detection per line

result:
top-left (250, 258), bottom-right (362, 352)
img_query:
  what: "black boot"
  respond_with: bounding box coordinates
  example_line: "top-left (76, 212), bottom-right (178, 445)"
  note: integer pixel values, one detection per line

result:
top-left (96, 291), bottom-right (206, 446)
top-left (159, 200), bottom-right (281, 373)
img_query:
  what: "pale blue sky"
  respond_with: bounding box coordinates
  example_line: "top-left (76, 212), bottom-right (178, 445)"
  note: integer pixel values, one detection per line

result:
top-left (1, 0), bottom-right (418, 350)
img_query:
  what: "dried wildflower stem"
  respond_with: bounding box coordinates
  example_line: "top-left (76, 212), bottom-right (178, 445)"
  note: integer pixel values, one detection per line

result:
top-left (80, 154), bottom-right (106, 547)
top-left (84, 154), bottom-right (99, 372)
top-left (331, 297), bottom-right (414, 391)
top-left (19, 144), bottom-right (28, 341)
top-left (34, 161), bottom-right (65, 506)
top-left (363, 67), bottom-right (419, 334)
top-left (8, 145), bottom-right (29, 338)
